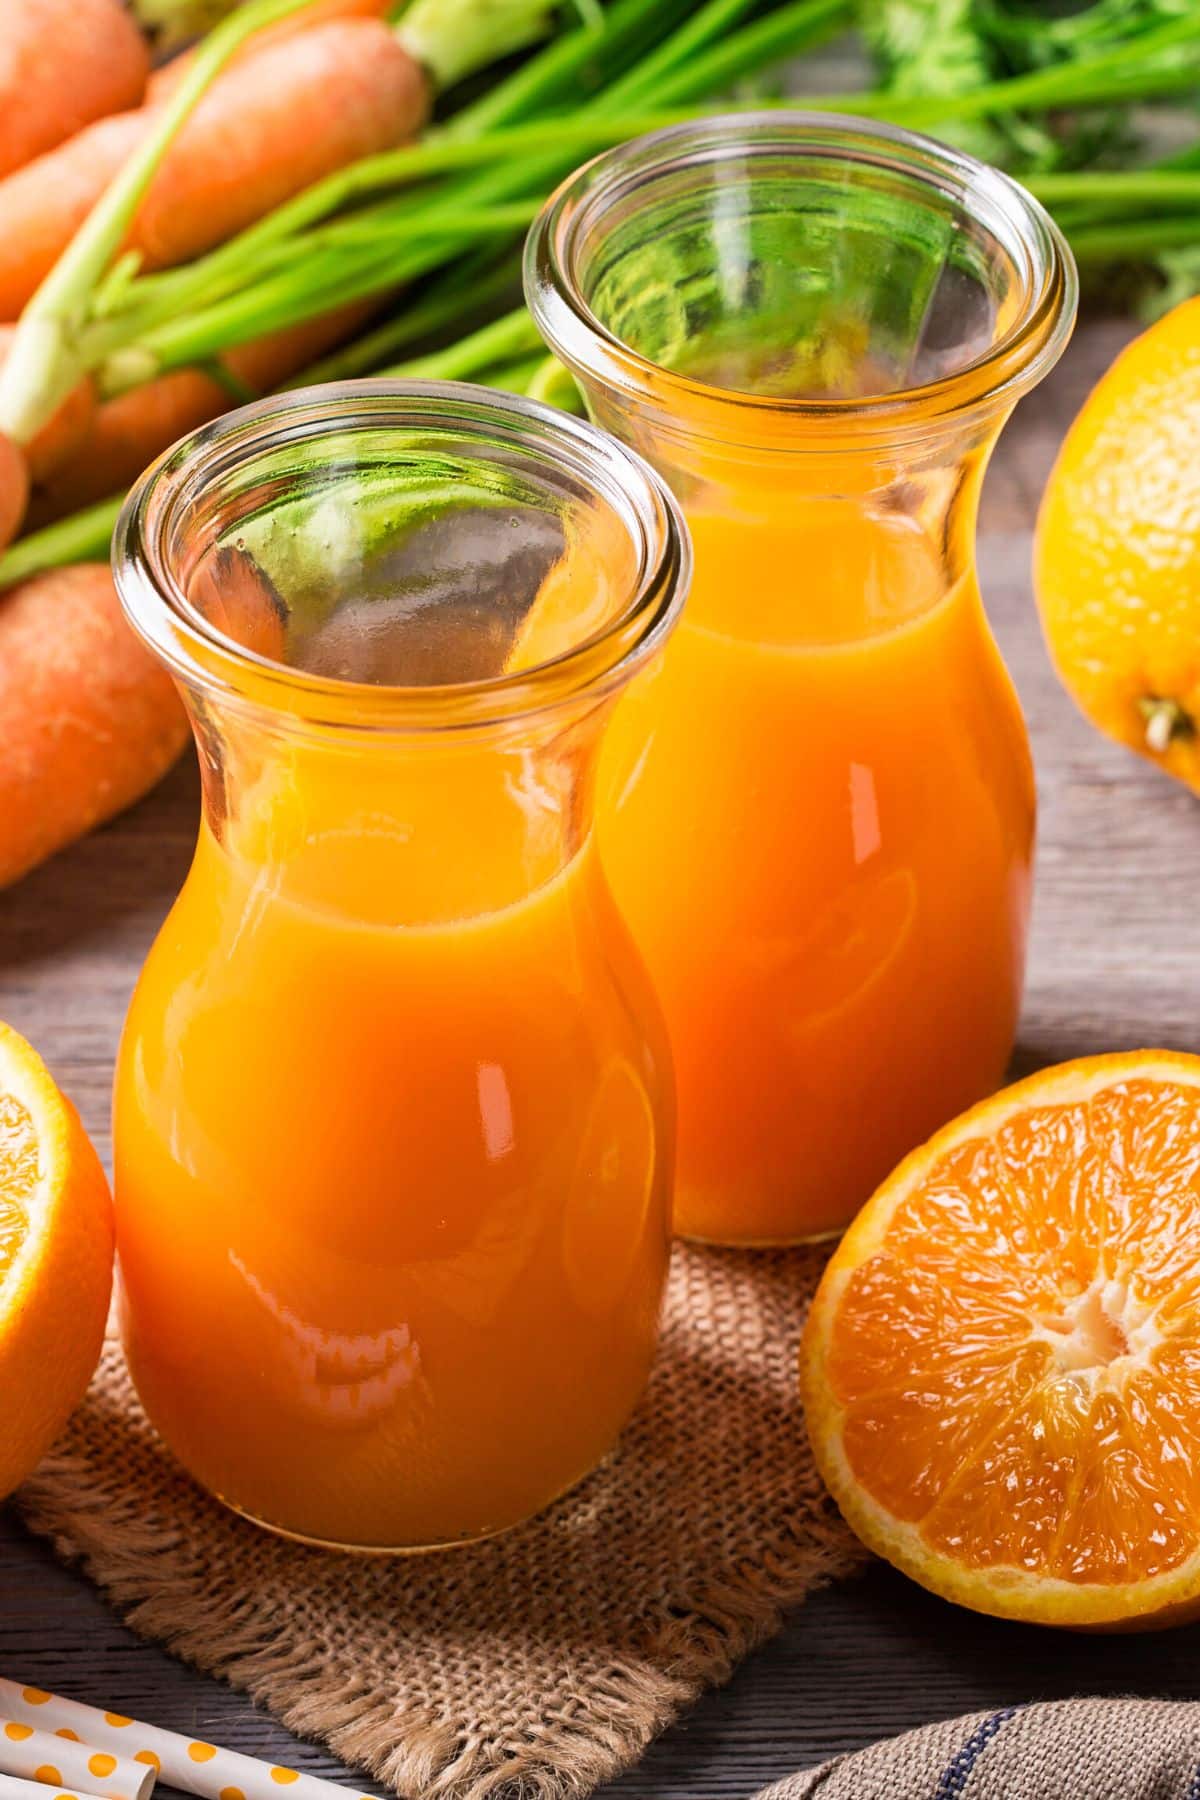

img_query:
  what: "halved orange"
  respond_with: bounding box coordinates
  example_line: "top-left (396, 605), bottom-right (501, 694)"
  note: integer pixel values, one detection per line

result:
top-left (0, 1020), bottom-right (113, 1499)
top-left (802, 1051), bottom-right (1200, 1628)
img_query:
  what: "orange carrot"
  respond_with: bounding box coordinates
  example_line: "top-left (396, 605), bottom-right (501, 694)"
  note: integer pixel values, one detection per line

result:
top-left (0, 564), bottom-right (188, 887)
top-left (0, 111), bottom-right (146, 322)
top-left (0, 436), bottom-right (29, 553)
top-left (30, 302), bottom-right (374, 519)
top-left (187, 545), bottom-right (288, 662)
top-left (146, 0), bottom-right (392, 102)
top-left (131, 22), bottom-right (429, 270)
top-left (0, 328), bottom-right (94, 484)
top-left (0, 20), bottom-right (425, 321)
top-left (0, 0), bottom-right (150, 180)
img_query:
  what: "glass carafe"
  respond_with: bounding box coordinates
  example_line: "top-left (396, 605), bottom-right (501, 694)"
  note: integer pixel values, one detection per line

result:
top-left (111, 383), bottom-right (689, 1551)
top-left (526, 115), bottom-right (1077, 1245)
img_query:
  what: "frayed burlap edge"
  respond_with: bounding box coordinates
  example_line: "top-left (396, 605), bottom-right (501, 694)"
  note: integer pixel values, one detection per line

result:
top-left (15, 1248), bottom-right (866, 1800)
top-left (19, 1444), bottom-right (862, 1800)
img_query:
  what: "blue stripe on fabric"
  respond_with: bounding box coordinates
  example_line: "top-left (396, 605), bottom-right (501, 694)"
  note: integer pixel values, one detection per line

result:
top-left (932, 1706), bottom-right (1020, 1800)
top-left (1183, 1754), bottom-right (1200, 1800)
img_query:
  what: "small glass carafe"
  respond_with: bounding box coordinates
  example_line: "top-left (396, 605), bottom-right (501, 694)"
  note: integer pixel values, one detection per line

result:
top-left (527, 114), bottom-right (1077, 1244)
top-left (111, 382), bottom-right (689, 1550)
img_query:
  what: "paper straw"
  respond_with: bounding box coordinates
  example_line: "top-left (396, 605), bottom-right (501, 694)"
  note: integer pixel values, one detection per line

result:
top-left (0, 1777), bottom-right (124, 1800)
top-left (0, 1727), bottom-right (152, 1800)
top-left (0, 1688), bottom-right (367, 1800)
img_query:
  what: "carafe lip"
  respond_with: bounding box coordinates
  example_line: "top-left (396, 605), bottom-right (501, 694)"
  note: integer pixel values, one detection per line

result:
top-left (524, 112), bottom-right (1079, 449)
top-left (113, 379), bottom-right (690, 732)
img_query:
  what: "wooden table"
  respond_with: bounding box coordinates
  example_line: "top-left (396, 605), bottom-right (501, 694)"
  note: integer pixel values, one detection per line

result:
top-left (5, 315), bottom-right (1198, 1794)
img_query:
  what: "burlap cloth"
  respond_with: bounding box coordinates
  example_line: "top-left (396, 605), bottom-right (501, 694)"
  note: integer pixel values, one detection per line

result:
top-left (14, 1243), bottom-right (865, 1800)
top-left (771, 1699), bottom-right (1200, 1798)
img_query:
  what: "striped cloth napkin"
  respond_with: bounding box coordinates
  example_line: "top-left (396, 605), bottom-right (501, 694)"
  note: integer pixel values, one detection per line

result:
top-left (760, 1699), bottom-right (1200, 1798)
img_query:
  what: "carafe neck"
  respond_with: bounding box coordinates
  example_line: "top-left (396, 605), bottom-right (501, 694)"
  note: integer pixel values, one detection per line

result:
top-left (187, 692), bottom-right (611, 926)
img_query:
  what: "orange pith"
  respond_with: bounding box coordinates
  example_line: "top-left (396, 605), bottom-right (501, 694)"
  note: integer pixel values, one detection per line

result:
top-left (802, 1052), bottom-right (1200, 1628)
top-left (0, 1020), bottom-right (113, 1501)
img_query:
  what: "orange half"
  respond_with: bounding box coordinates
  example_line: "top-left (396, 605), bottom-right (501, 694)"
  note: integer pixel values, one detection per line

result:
top-left (802, 1052), bottom-right (1200, 1628)
top-left (0, 1020), bottom-right (112, 1499)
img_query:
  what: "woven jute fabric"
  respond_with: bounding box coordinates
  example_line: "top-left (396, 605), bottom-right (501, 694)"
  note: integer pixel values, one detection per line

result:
top-left (14, 1243), bottom-right (863, 1800)
top-left (764, 1698), bottom-right (1200, 1798)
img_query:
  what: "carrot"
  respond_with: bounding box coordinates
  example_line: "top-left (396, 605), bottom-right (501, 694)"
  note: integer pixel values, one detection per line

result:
top-left (30, 302), bottom-right (374, 519)
top-left (0, 22), bottom-right (422, 321)
top-left (146, 0), bottom-right (393, 101)
top-left (0, 0), bottom-right (150, 181)
top-left (28, 371), bottom-right (228, 523)
top-left (0, 437), bottom-right (29, 553)
top-left (0, 328), bottom-right (94, 484)
top-left (132, 22), bottom-right (429, 271)
top-left (0, 112), bottom-right (146, 322)
top-left (0, 564), bottom-right (188, 887)
top-left (0, 15), bottom-right (411, 321)
top-left (187, 545), bottom-right (288, 662)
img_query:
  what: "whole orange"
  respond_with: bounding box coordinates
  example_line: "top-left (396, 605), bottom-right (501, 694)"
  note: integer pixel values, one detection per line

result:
top-left (1036, 298), bottom-right (1200, 786)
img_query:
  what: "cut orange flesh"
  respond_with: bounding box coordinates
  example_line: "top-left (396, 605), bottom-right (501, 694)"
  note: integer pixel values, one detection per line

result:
top-left (802, 1052), bottom-right (1200, 1628)
top-left (0, 1020), bottom-right (113, 1500)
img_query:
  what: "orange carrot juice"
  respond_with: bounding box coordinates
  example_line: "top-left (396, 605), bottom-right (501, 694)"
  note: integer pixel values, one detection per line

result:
top-left (111, 386), bottom-right (688, 1550)
top-left (526, 113), bottom-right (1076, 1242)
top-left (598, 496), bottom-right (1033, 1242)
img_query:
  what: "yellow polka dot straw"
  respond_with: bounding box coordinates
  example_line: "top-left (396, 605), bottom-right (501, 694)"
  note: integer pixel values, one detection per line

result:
top-left (0, 1688), bottom-right (367, 1800)
top-left (0, 1775), bottom-right (138, 1800)
top-left (0, 1724), bottom-right (152, 1800)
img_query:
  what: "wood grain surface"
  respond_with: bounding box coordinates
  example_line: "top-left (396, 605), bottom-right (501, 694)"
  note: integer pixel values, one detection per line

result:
top-left (6, 315), bottom-right (1199, 1794)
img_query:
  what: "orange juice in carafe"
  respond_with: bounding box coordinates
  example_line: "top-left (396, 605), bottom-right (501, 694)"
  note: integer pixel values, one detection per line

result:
top-left (527, 114), bottom-right (1077, 1243)
top-left (599, 494), bottom-right (1033, 1241)
top-left (116, 794), bottom-right (667, 1548)
top-left (111, 386), bottom-right (689, 1550)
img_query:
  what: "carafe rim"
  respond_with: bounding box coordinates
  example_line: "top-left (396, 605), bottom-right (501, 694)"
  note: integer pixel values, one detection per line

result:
top-left (524, 110), bottom-right (1078, 452)
top-left (112, 378), bottom-right (690, 734)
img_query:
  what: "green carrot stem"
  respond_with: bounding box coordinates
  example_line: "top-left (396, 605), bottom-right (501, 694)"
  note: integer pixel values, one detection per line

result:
top-left (0, 497), bottom-right (123, 589)
top-left (0, 0), bottom-right (317, 447)
top-left (1029, 171), bottom-right (1200, 208)
top-left (290, 253), bottom-right (521, 387)
top-left (593, 0), bottom-right (761, 108)
top-left (1068, 217), bottom-right (1200, 262)
top-left (395, 0), bottom-right (556, 96)
top-left (522, 354), bottom-right (583, 410)
top-left (292, 200), bottom-right (543, 249)
top-left (361, 0), bottom-right (849, 302)
top-left (381, 350), bottom-right (547, 390)
top-left (103, 204), bottom-right (543, 379)
top-left (447, 0), bottom-right (693, 137)
top-left (476, 354), bottom-right (553, 394)
top-left (379, 305), bottom-right (542, 380)
top-left (611, 0), bottom-right (850, 110)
